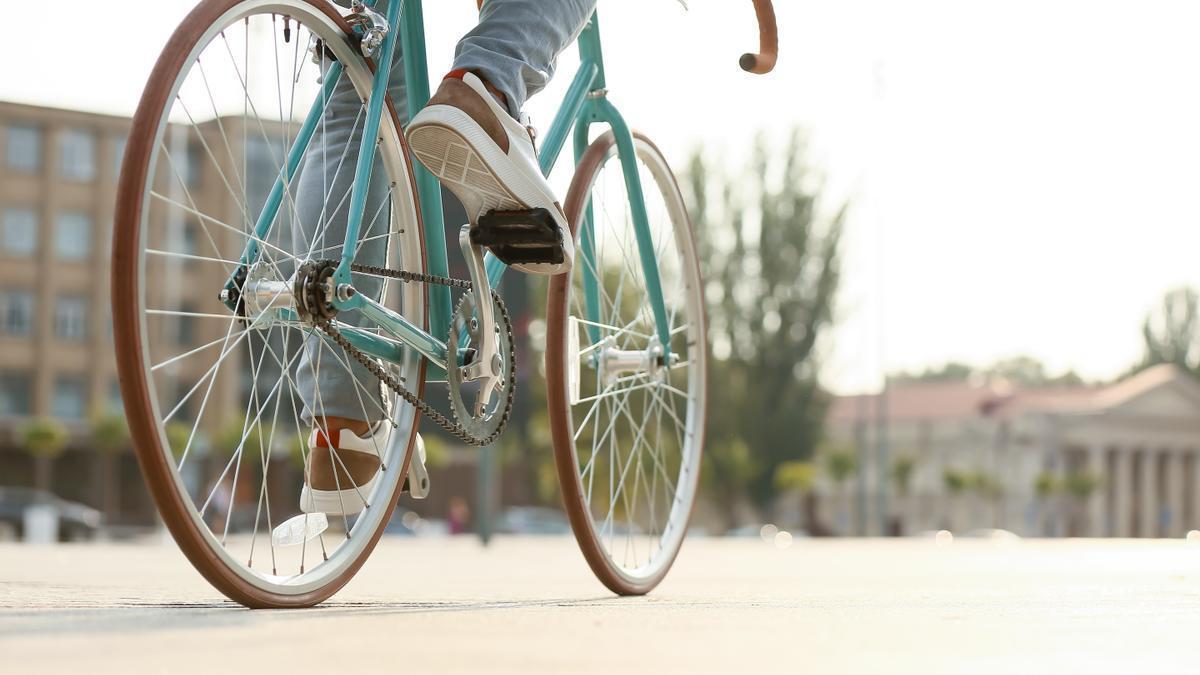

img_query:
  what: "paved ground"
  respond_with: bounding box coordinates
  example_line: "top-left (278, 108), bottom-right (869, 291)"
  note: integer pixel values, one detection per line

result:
top-left (5, 535), bottom-right (1200, 673)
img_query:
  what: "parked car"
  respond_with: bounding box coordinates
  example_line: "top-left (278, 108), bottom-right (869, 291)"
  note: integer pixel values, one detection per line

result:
top-left (0, 487), bottom-right (103, 542)
top-left (497, 506), bottom-right (570, 535)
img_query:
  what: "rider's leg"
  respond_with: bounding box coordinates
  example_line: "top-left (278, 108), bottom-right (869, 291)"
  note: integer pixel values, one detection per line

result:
top-left (291, 27), bottom-right (409, 514)
top-left (453, 0), bottom-right (599, 119)
top-left (406, 0), bottom-right (598, 275)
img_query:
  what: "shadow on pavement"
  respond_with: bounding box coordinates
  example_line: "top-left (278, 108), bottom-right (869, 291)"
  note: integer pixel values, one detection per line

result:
top-left (0, 596), bottom-right (622, 638)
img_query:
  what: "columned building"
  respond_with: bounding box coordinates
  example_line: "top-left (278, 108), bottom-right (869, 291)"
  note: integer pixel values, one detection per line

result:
top-left (824, 364), bottom-right (1200, 538)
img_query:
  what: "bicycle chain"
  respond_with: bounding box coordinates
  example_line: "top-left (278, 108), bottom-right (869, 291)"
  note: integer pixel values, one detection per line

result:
top-left (310, 263), bottom-right (515, 448)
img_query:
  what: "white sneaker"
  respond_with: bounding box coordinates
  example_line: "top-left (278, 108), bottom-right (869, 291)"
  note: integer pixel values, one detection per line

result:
top-left (299, 421), bottom-right (390, 516)
top-left (406, 71), bottom-right (574, 275)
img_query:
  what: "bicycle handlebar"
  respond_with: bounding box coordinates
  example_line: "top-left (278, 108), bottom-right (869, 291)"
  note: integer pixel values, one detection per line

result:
top-left (739, 0), bottom-right (777, 75)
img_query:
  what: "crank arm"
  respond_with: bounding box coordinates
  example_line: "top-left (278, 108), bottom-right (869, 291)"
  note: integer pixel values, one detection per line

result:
top-left (458, 225), bottom-right (502, 415)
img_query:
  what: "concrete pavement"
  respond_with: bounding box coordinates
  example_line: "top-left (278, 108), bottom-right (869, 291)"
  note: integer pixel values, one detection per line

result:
top-left (5, 535), bottom-right (1200, 673)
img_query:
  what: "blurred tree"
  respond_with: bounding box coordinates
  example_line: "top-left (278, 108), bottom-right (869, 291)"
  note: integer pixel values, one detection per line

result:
top-left (90, 412), bottom-right (130, 524)
top-left (1034, 471), bottom-right (1060, 499)
top-left (1138, 286), bottom-right (1200, 374)
top-left (970, 471), bottom-right (1003, 500)
top-left (700, 438), bottom-right (756, 529)
top-left (164, 421), bottom-right (193, 461)
top-left (943, 468), bottom-right (969, 495)
top-left (206, 417), bottom-right (267, 489)
top-left (825, 446), bottom-right (857, 533)
top-left (775, 460), bottom-right (817, 493)
top-left (684, 130), bottom-right (844, 522)
top-left (1063, 471), bottom-right (1100, 500)
top-left (891, 362), bottom-right (973, 384)
top-left (774, 460), bottom-right (823, 533)
top-left (214, 417), bottom-right (266, 459)
top-left (21, 418), bottom-right (69, 497)
top-left (888, 455), bottom-right (917, 534)
top-left (1064, 470), bottom-right (1101, 536)
top-left (987, 356), bottom-right (1082, 387)
top-left (890, 455), bottom-right (916, 497)
top-left (941, 467), bottom-right (969, 529)
top-left (825, 448), bottom-right (857, 490)
top-left (892, 356), bottom-right (1083, 387)
top-left (969, 470), bottom-right (1004, 528)
top-left (1034, 471), bottom-right (1062, 536)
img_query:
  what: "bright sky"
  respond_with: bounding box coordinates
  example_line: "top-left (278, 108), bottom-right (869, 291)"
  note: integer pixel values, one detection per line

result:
top-left (4, 0), bottom-right (1200, 394)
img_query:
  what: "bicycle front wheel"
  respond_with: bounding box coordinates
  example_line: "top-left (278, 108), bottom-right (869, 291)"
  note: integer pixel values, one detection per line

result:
top-left (546, 131), bottom-right (708, 595)
top-left (112, 0), bottom-right (426, 607)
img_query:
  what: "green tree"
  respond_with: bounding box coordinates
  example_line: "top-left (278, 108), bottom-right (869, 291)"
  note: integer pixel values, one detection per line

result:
top-left (970, 471), bottom-right (1003, 500)
top-left (825, 449), bottom-right (857, 491)
top-left (701, 438), bottom-right (756, 529)
top-left (890, 455), bottom-right (916, 497)
top-left (164, 421), bottom-right (193, 461)
top-left (1139, 286), bottom-right (1200, 373)
top-left (1063, 471), bottom-right (1100, 500)
top-left (1064, 470), bottom-right (1101, 536)
top-left (21, 418), bottom-right (69, 496)
top-left (1034, 471), bottom-right (1060, 499)
top-left (775, 461), bottom-right (817, 494)
top-left (891, 362), bottom-right (973, 384)
top-left (774, 460), bottom-right (820, 534)
top-left (892, 356), bottom-right (1083, 386)
top-left (943, 468), bottom-right (969, 496)
top-left (1034, 471), bottom-right (1062, 535)
top-left (686, 130), bottom-right (844, 521)
top-left (825, 447), bottom-right (857, 532)
top-left (91, 412), bottom-right (130, 523)
top-left (204, 417), bottom-right (267, 489)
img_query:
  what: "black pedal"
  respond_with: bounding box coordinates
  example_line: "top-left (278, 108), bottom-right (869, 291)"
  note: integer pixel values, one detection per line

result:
top-left (471, 208), bottom-right (564, 266)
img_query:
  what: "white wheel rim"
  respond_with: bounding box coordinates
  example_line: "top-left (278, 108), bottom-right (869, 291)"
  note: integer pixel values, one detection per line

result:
top-left (130, 0), bottom-right (423, 595)
top-left (563, 136), bottom-right (707, 584)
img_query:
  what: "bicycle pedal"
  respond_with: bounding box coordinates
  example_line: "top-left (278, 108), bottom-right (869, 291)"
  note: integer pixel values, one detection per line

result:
top-left (471, 208), bottom-right (564, 266)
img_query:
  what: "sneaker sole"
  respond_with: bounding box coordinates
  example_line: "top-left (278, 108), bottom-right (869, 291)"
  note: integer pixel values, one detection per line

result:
top-left (299, 471), bottom-right (380, 517)
top-left (407, 107), bottom-right (571, 275)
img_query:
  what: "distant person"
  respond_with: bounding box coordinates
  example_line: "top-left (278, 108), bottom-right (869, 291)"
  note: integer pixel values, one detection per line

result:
top-left (448, 496), bottom-right (471, 535)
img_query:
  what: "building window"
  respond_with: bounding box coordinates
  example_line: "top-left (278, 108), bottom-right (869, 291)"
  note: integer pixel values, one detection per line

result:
top-left (246, 137), bottom-right (284, 213)
top-left (5, 124), bottom-right (41, 172)
top-left (60, 129), bottom-right (96, 182)
top-left (55, 296), bottom-right (88, 341)
top-left (0, 291), bottom-right (34, 336)
top-left (55, 211), bottom-right (92, 260)
top-left (167, 217), bottom-right (199, 257)
top-left (53, 376), bottom-right (87, 420)
top-left (0, 372), bottom-right (32, 417)
top-left (108, 378), bottom-right (123, 413)
top-left (175, 302), bottom-right (198, 346)
top-left (2, 207), bottom-right (37, 256)
top-left (113, 134), bottom-right (127, 177)
top-left (167, 135), bottom-right (204, 188)
top-left (182, 222), bottom-right (199, 256)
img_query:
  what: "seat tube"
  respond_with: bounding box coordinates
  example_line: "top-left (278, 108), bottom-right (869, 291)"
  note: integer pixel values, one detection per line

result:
top-left (401, 0), bottom-right (452, 343)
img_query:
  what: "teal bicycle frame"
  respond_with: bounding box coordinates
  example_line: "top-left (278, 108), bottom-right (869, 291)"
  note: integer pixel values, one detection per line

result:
top-left (225, 0), bottom-right (671, 382)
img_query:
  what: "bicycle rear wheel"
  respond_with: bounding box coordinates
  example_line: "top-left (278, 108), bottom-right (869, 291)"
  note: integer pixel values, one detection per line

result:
top-left (112, 0), bottom-right (425, 607)
top-left (546, 131), bottom-right (708, 595)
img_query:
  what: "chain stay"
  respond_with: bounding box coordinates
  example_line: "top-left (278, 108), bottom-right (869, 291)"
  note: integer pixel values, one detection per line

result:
top-left (312, 262), bottom-right (515, 447)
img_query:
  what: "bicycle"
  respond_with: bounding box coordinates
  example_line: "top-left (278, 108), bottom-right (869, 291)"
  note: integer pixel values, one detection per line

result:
top-left (112, 0), bottom-right (777, 608)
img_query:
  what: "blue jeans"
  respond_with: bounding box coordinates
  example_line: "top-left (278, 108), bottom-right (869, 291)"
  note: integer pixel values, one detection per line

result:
top-left (294, 0), bottom-right (596, 424)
